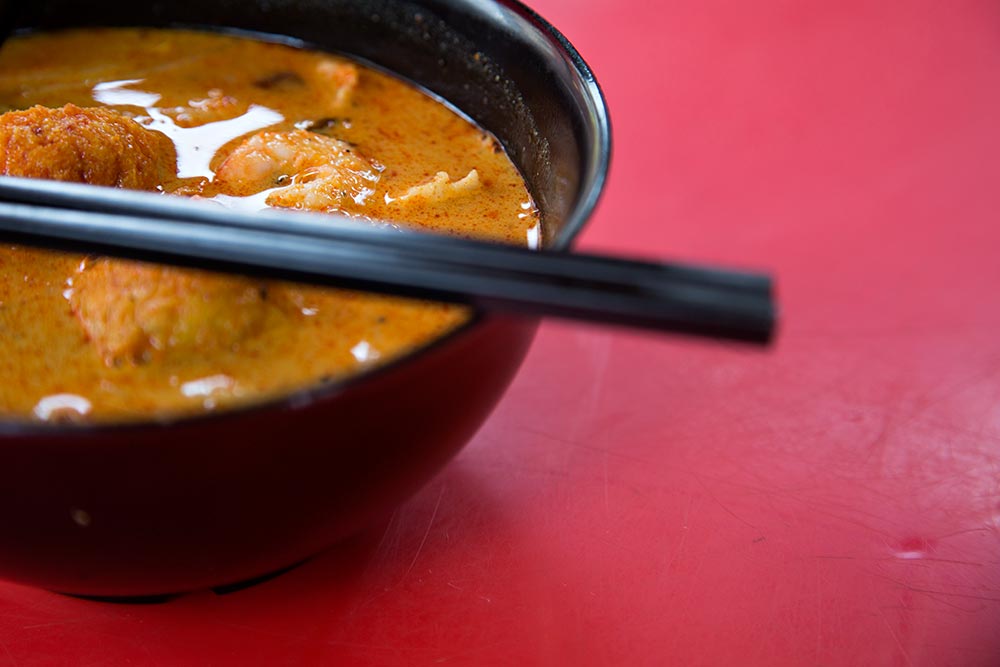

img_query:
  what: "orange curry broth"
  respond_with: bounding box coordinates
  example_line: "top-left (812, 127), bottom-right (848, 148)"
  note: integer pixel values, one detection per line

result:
top-left (0, 28), bottom-right (539, 422)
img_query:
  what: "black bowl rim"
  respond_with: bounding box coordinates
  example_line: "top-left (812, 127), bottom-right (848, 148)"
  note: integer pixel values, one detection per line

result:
top-left (0, 0), bottom-right (612, 438)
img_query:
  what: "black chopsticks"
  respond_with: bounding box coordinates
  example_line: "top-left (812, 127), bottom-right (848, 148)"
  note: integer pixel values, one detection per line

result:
top-left (0, 177), bottom-right (777, 343)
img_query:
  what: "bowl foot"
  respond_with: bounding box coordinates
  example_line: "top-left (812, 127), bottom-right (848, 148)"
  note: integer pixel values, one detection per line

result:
top-left (57, 558), bottom-right (310, 603)
top-left (209, 559), bottom-right (308, 596)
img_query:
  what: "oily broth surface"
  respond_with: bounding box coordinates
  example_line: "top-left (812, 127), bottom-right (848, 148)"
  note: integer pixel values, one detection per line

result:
top-left (0, 28), bottom-right (539, 422)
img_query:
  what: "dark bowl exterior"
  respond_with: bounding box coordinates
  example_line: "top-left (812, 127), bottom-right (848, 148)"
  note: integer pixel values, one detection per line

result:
top-left (0, 0), bottom-right (610, 595)
top-left (0, 316), bottom-right (536, 596)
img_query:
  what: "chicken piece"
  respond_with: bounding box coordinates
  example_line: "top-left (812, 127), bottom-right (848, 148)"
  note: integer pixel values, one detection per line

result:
top-left (0, 104), bottom-right (176, 189)
top-left (69, 259), bottom-right (276, 366)
top-left (213, 129), bottom-right (381, 211)
top-left (391, 169), bottom-right (481, 206)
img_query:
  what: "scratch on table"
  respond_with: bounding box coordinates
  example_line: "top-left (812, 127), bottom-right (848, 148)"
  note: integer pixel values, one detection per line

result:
top-left (210, 621), bottom-right (304, 642)
top-left (862, 410), bottom-right (896, 466)
top-left (854, 355), bottom-right (1000, 470)
top-left (795, 502), bottom-right (894, 539)
top-left (895, 557), bottom-right (987, 567)
top-left (814, 567), bottom-right (824, 664)
top-left (20, 618), bottom-right (90, 630)
top-left (570, 332), bottom-right (611, 441)
top-left (869, 571), bottom-right (1000, 608)
top-left (917, 641), bottom-right (1000, 656)
top-left (343, 521), bottom-right (405, 618)
top-left (518, 425), bottom-right (655, 466)
top-left (929, 354), bottom-right (1000, 405)
top-left (591, 533), bottom-right (648, 558)
top-left (895, 584), bottom-right (1000, 604)
top-left (692, 472), bottom-right (758, 529)
top-left (603, 451), bottom-right (609, 514)
top-left (934, 525), bottom-right (995, 541)
top-left (1, 638), bottom-right (16, 667)
top-left (403, 483), bottom-right (445, 579)
top-left (663, 494), bottom-right (696, 574)
top-left (324, 639), bottom-right (404, 652)
top-left (875, 604), bottom-right (914, 667)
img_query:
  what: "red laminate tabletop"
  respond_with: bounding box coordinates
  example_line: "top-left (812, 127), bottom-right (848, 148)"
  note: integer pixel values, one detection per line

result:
top-left (3, 0), bottom-right (1000, 664)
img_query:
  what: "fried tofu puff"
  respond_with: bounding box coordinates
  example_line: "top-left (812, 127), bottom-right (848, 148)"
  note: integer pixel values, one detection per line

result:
top-left (0, 104), bottom-right (176, 189)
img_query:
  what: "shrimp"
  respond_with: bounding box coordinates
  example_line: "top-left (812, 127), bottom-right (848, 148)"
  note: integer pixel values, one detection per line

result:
top-left (312, 59), bottom-right (358, 110)
top-left (0, 104), bottom-right (176, 189)
top-left (254, 58), bottom-right (358, 111)
top-left (213, 129), bottom-right (381, 212)
top-left (69, 259), bottom-right (278, 366)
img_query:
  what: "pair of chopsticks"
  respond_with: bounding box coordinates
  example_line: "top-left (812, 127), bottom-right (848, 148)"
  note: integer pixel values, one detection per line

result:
top-left (0, 177), bottom-right (776, 343)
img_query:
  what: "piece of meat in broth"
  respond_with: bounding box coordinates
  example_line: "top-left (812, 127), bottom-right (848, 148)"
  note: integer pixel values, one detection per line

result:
top-left (69, 260), bottom-right (278, 367)
top-left (214, 129), bottom-right (381, 212)
top-left (0, 104), bottom-right (176, 189)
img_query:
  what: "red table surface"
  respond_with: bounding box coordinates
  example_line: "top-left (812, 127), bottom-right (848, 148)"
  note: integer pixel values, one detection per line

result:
top-left (4, 0), bottom-right (1000, 664)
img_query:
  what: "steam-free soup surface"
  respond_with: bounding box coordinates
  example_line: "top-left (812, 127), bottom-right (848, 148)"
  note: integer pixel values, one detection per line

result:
top-left (0, 28), bottom-right (539, 422)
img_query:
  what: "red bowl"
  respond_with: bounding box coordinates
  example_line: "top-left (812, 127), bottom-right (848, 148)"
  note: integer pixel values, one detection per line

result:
top-left (0, 0), bottom-right (610, 596)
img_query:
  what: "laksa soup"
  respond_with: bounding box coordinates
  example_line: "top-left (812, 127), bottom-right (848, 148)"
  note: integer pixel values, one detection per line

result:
top-left (0, 28), bottom-right (539, 423)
